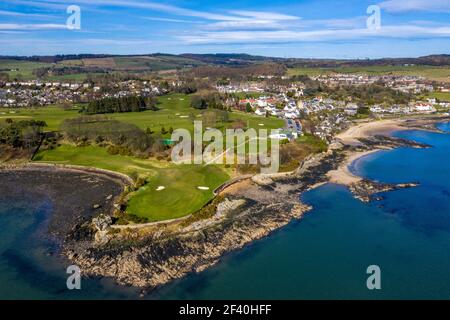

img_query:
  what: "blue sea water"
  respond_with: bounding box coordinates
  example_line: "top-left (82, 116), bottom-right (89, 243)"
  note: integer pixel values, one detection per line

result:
top-left (1, 123), bottom-right (450, 299)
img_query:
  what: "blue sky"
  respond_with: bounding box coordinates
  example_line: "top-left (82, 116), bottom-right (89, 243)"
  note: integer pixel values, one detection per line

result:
top-left (0, 0), bottom-right (449, 58)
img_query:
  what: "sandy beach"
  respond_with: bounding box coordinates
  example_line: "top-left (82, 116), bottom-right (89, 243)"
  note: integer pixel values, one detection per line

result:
top-left (327, 149), bottom-right (381, 185)
top-left (335, 119), bottom-right (405, 146)
top-left (328, 119), bottom-right (407, 185)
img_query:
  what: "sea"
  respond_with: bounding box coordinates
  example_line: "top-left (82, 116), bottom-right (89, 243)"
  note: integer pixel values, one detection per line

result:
top-left (1, 122), bottom-right (450, 299)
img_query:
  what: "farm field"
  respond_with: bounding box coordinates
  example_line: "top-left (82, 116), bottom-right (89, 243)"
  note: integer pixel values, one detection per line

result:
top-left (34, 144), bottom-right (230, 221)
top-left (0, 59), bottom-right (53, 79)
top-left (287, 65), bottom-right (450, 82)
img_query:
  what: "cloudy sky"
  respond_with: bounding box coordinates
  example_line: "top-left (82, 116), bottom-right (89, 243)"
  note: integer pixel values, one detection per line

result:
top-left (0, 0), bottom-right (449, 58)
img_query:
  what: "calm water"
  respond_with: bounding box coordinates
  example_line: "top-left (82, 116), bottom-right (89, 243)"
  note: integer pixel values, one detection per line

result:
top-left (1, 124), bottom-right (450, 299)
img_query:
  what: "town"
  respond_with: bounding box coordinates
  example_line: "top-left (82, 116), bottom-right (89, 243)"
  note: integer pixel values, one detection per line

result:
top-left (2, 71), bottom-right (449, 143)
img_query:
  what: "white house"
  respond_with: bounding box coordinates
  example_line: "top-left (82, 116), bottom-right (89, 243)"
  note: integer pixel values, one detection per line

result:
top-left (414, 103), bottom-right (435, 113)
top-left (255, 108), bottom-right (266, 116)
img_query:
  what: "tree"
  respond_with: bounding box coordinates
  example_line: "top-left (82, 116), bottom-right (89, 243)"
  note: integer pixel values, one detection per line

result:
top-left (245, 103), bottom-right (253, 113)
top-left (191, 95), bottom-right (207, 109)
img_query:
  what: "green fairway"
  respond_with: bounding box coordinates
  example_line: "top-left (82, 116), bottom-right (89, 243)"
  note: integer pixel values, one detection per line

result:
top-left (34, 144), bottom-right (230, 221)
top-left (126, 164), bottom-right (229, 221)
top-left (0, 106), bottom-right (80, 131)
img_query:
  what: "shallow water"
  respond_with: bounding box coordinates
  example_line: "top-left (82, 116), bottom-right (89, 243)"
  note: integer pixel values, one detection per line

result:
top-left (1, 124), bottom-right (450, 299)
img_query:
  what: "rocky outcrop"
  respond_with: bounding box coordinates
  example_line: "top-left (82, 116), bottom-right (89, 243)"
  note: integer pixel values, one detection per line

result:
top-left (349, 179), bottom-right (419, 202)
top-left (67, 200), bottom-right (312, 289)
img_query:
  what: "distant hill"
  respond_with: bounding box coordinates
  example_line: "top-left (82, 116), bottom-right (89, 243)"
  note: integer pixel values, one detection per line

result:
top-left (1, 53), bottom-right (449, 68)
top-left (0, 53), bottom-right (448, 81)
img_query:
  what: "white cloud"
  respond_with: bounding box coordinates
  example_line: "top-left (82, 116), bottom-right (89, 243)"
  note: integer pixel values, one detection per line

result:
top-left (0, 10), bottom-right (54, 18)
top-left (0, 23), bottom-right (67, 30)
top-left (378, 0), bottom-right (450, 13)
top-left (228, 10), bottom-right (300, 21)
top-left (179, 24), bottom-right (450, 45)
top-left (204, 20), bottom-right (283, 31)
top-left (141, 17), bottom-right (202, 24)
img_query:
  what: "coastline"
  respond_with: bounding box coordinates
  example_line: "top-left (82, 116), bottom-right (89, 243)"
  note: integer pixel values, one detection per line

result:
top-left (0, 115), bottom-right (449, 292)
top-left (325, 116), bottom-right (449, 187)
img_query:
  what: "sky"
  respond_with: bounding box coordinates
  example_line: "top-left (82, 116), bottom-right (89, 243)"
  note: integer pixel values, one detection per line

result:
top-left (0, 0), bottom-right (449, 58)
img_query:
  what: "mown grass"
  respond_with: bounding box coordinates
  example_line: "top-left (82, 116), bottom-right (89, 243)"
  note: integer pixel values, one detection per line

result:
top-left (0, 106), bottom-right (80, 131)
top-left (34, 144), bottom-right (230, 221)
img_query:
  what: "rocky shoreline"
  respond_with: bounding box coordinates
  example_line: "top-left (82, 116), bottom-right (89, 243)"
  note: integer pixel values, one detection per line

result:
top-left (1, 116), bottom-right (447, 292)
top-left (0, 165), bottom-right (126, 245)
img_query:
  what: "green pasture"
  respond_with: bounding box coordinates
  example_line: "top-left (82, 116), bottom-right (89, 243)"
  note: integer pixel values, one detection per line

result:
top-left (287, 65), bottom-right (450, 82)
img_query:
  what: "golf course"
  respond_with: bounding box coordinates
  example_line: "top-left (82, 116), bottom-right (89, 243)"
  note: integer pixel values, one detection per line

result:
top-left (24, 93), bottom-right (284, 222)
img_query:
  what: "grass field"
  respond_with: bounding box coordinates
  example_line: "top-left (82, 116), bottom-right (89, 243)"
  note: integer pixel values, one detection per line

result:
top-left (0, 106), bottom-right (80, 131)
top-left (0, 59), bottom-right (53, 80)
top-left (424, 91), bottom-right (450, 101)
top-left (287, 65), bottom-right (450, 82)
top-left (34, 144), bottom-right (230, 221)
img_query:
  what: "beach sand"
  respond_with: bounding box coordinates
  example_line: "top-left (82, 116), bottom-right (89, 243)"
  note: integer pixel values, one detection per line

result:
top-left (327, 149), bottom-right (381, 185)
top-left (328, 119), bottom-right (406, 185)
top-left (335, 119), bottom-right (404, 146)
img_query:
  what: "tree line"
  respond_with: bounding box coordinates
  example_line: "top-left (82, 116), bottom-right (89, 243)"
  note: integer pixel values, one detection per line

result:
top-left (61, 116), bottom-right (161, 157)
top-left (0, 119), bottom-right (47, 149)
top-left (81, 95), bottom-right (158, 114)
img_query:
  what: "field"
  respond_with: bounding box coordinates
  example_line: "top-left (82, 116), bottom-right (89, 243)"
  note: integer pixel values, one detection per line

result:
top-left (20, 93), bottom-right (283, 221)
top-left (424, 91), bottom-right (450, 101)
top-left (113, 55), bottom-right (204, 71)
top-left (34, 144), bottom-right (230, 221)
top-left (287, 65), bottom-right (450, 82)
top-left (0, 59), bottom-right (53, 80)
top-left (0, 106), bottom-right (80, 131)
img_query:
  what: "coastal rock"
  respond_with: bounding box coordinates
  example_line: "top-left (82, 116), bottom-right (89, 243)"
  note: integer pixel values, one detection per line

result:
top-left (251, 174), bottom-right (273, 186)
top-left (68, 198), bottom-right (313, 289)
top-left (349, 179), bottom-right (419, 202)
top-left (216, 198), bottom-right (246, 218)
top-left (92, 214), bottom-right (113, 231)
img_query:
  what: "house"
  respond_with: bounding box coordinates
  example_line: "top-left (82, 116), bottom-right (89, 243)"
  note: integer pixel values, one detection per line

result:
top-left (414, 103), bottom-right (435, 113)
top-left (269, 133), bottom-right (288, 140)
top-left (255, 108), bottom-right (266, 116)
